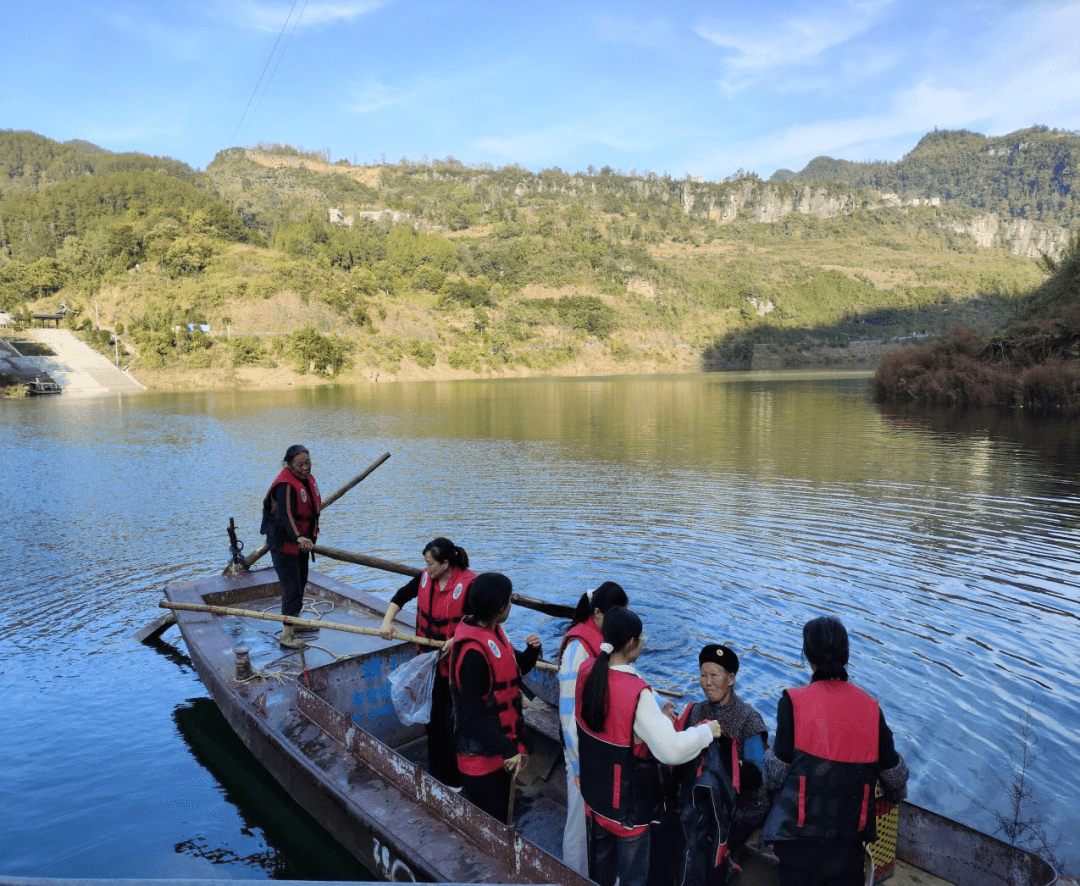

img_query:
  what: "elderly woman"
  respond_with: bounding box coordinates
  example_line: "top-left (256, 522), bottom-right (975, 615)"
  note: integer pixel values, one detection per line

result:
top-left (260, 445), bottom-right (321, 649)
top-left (675, 644), bottom-right (770, 854)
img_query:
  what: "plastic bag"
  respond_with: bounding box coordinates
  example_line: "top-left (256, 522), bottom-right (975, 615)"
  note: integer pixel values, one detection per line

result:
top-left (388, 650), bottom-right (438, 725)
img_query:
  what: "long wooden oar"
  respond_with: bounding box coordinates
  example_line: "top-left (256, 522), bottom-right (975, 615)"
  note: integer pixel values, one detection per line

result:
top-left (157, 600), bottom-right (564, 673)
top-left (311, 544), bottom-right (577, 619)
top-left (159, 600), bottom-right (443, 648)
top-left (235, 452), bottom-right (391, 572)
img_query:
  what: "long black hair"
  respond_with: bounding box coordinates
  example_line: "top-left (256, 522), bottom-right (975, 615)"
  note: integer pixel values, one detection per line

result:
top-left (580, 607), bottom-right (643, 733)
top-left (569, 581), bottom-right (628, 627)
top-left (424, 536), bottom-right (469, 570)
top-left (802, 615), bottom-right (849, 680)
top-left (467, 572), bottom-right (513, 624)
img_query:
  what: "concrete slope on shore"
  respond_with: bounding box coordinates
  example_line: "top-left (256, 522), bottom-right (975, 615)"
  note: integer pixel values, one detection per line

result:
top-left (22, 329), bottom-right (145, 395)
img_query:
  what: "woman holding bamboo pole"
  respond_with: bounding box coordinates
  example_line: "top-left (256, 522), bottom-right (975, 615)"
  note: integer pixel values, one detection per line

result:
top-left (379, 537), bottom-right (475, 788)
top-left (260, 445), bottom-right (321, 649)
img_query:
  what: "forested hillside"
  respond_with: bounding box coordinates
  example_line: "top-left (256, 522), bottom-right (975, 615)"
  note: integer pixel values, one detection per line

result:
top-left (773, 126), bottom-right (1077, 225)
top-left (1, 127), bottom-right (1075, 388)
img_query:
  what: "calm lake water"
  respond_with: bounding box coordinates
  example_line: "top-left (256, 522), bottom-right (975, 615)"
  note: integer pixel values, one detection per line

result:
top-left (2, 372), bottom-right (1078, 879)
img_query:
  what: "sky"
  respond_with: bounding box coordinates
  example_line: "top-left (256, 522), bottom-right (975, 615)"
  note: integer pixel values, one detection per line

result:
top-left (4, 0), bottom-right (1080, 180)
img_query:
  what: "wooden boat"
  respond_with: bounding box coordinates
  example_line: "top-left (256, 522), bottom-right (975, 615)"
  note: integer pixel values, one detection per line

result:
top-left (161, 563), bottom-right (1058, 886)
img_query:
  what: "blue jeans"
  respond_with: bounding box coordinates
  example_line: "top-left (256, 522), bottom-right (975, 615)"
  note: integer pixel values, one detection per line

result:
top-left (587, 817), bottom-right (650, 886)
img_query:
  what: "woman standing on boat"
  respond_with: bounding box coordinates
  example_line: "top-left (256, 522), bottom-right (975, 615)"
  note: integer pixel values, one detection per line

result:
top-left (557, 581), bottom-right (629, 875)
top-left (576, 607), bottom-right (722, 886)
top-left (450, 572), bottom-right (541, 820)
top-left (379, 537), bottom-right (475, 788)
top-left (762, 616), bottom-right (908, 886)
top-left (261, 445), bottom-right (321, 649)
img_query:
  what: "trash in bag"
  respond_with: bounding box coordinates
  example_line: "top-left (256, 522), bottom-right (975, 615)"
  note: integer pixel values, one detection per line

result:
top-left (388, 650), bottom-right (438, 725)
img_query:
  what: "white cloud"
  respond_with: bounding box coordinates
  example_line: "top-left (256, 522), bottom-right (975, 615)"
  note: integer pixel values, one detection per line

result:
top-left (229, 0), bottom-right (387, 32)
top-left (693, 0), bottom-right (895, 93)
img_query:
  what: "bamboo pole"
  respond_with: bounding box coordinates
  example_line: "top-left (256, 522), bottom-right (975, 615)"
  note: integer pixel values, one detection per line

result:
top-left (233, 452), bottom-right (391, 572)
top-left (311, 544), bottom-right (576, 619)
top-left (159, 600), bottom-right (443, 648)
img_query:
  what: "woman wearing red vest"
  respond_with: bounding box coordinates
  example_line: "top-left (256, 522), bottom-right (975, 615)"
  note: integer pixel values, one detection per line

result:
top-left (379, 537), bottom-right (476, 788)
top-left (762, 616), bottom-right (909, 886)
top-left (450, 572), bottom-right (541, 821)
top-left (261, 445), bottom-right (321, 649)
top-left (576, 608), bottom-right (722, 886)
top-left (557, 581), bottom-right (629, 875)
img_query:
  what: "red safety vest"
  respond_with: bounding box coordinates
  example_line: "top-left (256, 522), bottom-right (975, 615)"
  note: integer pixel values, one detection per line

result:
top-left (761, 681), bottom-right (881, 843)
top-left (416, 566), bottom-right (475, 676)
top-left (264, 468), bottom-right (321, 555)
top-left (451, 620), bottom-right (525, 776)
top-left (575, 659), bottom-right (662, 837)
top-left (558, 617), bottom-right (604, 664)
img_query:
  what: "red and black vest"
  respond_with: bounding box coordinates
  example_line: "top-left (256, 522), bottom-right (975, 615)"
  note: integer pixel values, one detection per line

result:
top-left (761, 680), bottom-right (881, 844)
top-left (263, 468), bottom-right (321, 556)
top-left (416, 566), bottom-right (475, 676)
top-left (558, 616), bottom-right (604, 664)
top-left (450, 620), bottom-right (525, 775)
top-left (575, 660), bottom-right (663, 836)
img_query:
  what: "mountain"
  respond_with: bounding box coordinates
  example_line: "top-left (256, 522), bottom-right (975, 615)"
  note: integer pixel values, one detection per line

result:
top-left (773, 126), bottom-right (1079, 226)
top-left (1, 128), bottom-right (1075, 390)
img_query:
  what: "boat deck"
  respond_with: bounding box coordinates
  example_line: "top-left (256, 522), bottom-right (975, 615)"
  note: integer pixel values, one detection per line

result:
top-left (167, 568), bottom-right (585, 885)
top-left (165, 566), bottom-right (1057, 886)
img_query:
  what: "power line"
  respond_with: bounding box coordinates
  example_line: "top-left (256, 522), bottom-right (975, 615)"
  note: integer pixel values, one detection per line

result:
top-left (246, 0), bottom-right (310, 144)
top-left (230, 0), bottom-right (305, 148)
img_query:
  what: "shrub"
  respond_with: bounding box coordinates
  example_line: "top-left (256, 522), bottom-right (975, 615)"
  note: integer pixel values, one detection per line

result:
top-left (406, 339), bottom-right (436, 368)
top-left (287, 326), bottom-right (352, 376)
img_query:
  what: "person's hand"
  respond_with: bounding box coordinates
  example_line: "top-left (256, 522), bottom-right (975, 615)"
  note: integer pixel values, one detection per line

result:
top-left (504, 753), bottom-right (528, 778)
top-left (706, 720), bottom-right (723, 740)
top-left (438, 635), bottom-right (454, 658)
top-left (524, 633), bottom-right (541, 649)
top-left (661, 700), bottom-right (677, 722)
top-left (297, 536), bottom-right (314, 553)
top-left (378, 616), bottom-right (394, 640)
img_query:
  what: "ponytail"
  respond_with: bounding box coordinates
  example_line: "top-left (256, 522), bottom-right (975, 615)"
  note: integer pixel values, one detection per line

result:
top-left (570, 580), bottom-right (629, 627)
top-left (581, 607), bottom-right (642, 732)
top-left (423, 536), bottom-right (469, 570)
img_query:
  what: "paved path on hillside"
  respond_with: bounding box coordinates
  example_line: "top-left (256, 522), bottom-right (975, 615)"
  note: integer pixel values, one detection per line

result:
top-left (26, 329), bottom-right (145, 395)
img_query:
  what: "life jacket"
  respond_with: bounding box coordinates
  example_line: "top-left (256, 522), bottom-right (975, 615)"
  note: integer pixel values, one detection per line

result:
top-left (416, 565), bottom-right (475, 677)
top-left (450, 620), bottom-right (526, 775)
top-left (262, 468), bottom-right (321, 556)
top-left (575, 659), bottom-right (663, 837)
top-left (761, 680), bottom-right (881, 844)
top-left (558, 616), bottom-right (604, 663)
top-left (676, 740), bottom-right (737, 886)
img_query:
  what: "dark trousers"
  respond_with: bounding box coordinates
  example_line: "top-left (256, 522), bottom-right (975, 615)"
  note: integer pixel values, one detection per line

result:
top-left (426, 674), bottom-right (463, 788)
top-left (462, 767), bottom-right (512, 821)
top-left (587, 817), bottom-right (650, 886)
top-left (271, 548), bottom-right (308, 617)
top-left (776, 863), bottom-right (864, 886)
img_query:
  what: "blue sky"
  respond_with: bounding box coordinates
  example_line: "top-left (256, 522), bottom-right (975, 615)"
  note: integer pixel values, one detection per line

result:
top-left (5, 0), bottom-right (1079, 179)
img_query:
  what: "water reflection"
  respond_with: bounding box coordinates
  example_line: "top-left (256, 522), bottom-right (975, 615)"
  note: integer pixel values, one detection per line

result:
top-left (2, 373), bottom-right (1078, 877)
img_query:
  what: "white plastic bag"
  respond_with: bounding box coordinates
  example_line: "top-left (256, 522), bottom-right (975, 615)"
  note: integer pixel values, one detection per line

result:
top-left (388, 650), bottom-right (438, 725)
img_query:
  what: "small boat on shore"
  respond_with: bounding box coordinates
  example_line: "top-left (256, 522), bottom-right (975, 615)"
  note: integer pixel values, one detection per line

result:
top-left (24, 377), bottom-right (61, 395)
top-left (159, 554), bottom-right (1057, 886)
